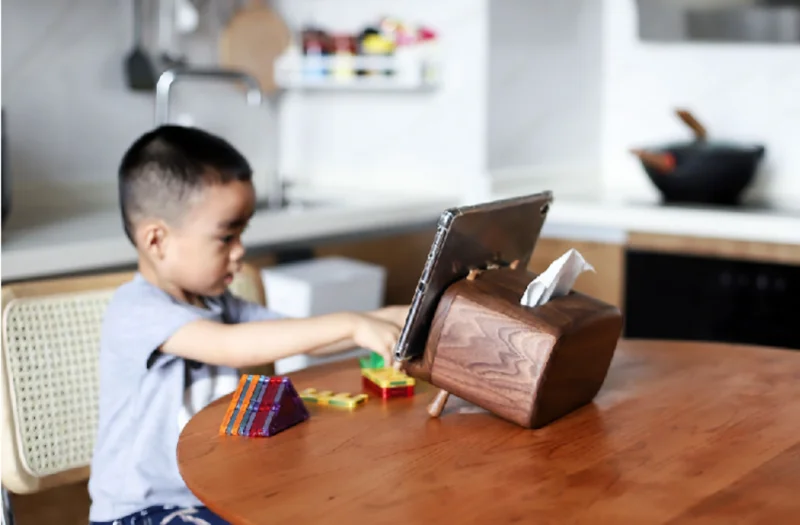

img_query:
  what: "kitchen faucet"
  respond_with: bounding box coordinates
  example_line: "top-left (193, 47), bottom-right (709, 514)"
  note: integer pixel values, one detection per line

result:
top-left (154, 67), bottom-right (262, 123)
top-left (154, 67), bottom-right (286, 210)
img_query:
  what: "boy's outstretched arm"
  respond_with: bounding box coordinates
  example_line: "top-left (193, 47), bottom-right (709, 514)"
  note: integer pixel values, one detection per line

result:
top-left (161, 310), bottom-right (405, 369)
top-left (306, 305), bottom-right (411, 357)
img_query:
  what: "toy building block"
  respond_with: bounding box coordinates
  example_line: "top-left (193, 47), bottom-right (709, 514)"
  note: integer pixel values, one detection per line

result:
top-left (361, 377), bottom-right (415, 399)
top-left (361, 367), bottom-right (415, 388)
top-left (361, 367), bottom-right (415, 399)
top-left (299, 388), bottom-right (368, 409)
top-left (359, 351), bottom-right (385, 369)
top-left (219, 375), bottom-right (309, 437)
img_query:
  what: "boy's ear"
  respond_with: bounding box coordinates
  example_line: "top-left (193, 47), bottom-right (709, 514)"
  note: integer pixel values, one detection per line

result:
top-left (139, 219), bottom-right (170, 260)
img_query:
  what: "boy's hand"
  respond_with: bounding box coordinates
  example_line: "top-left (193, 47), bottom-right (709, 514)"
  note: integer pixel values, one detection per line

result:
top-left (367, 305), bottom-right (410, 328)
top-left (350, 313), bottom-right (402, 366)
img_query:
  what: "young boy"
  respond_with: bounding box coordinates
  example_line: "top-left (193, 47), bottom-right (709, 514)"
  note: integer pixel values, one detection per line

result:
top-left (88, 125), bottom-right (409, 525)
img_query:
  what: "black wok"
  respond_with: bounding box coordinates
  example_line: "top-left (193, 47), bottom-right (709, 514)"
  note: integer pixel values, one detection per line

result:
top-left (632, 109), bottom-right (765, 206)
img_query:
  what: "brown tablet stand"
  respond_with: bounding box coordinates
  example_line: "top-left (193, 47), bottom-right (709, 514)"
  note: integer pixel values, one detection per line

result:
top-left (402, 262), bottom-right (624, 429)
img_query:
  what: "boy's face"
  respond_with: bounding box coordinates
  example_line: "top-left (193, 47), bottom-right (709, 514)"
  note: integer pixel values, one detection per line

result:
top-left (161, 179), bottom-right (256, 298)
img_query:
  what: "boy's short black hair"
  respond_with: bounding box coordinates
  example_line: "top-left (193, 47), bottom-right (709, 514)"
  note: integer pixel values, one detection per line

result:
top-left (118, 125), bottom-right (252, 244)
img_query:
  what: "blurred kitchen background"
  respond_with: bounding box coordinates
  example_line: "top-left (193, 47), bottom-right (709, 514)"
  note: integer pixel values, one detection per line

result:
top-left (3, 0), bottom-right (800, 369)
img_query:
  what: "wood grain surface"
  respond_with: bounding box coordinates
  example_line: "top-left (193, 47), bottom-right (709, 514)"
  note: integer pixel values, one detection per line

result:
top-left (417, 268), bottom-right (622, 428)
top-left (178, 340), bottom-right (800, 525)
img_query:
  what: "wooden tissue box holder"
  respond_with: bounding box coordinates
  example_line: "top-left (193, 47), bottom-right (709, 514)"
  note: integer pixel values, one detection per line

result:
top-left (403, 264), bottom-right (623, 429)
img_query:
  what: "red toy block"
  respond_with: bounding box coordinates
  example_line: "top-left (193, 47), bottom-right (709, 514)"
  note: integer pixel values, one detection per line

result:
top-left (362, 376), bottom-right (415, 399)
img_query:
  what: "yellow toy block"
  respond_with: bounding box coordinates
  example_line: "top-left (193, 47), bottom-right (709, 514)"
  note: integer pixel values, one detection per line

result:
top-left (299, 388), bottom-right (368, 409)
top-left (360, 367), bottom-right (415, 389)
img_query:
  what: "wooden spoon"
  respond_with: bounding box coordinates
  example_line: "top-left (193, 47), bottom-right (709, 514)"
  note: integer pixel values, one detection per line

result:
top-left (675, 108), bottom-right (708, 142)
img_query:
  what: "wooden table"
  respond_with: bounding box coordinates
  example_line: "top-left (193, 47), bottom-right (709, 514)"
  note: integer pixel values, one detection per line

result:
top-left (178, 340), bottom-right (800, 524)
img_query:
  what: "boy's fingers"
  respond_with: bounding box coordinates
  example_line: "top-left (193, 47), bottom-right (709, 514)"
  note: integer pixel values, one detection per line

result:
top-left (384, 342), bottom-right (395, 365)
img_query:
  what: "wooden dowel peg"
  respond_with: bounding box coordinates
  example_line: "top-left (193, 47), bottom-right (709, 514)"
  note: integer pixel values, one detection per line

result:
top-left (428, 389), bottom-right (451, 417)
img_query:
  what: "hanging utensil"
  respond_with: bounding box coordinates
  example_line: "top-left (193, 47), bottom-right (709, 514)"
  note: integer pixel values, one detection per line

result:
top-left (125, 0), bottom-right (158, 91)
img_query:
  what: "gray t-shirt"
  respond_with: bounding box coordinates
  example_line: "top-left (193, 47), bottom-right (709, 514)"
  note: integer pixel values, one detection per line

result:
top-left (88, 274), bottom-right (281, 521)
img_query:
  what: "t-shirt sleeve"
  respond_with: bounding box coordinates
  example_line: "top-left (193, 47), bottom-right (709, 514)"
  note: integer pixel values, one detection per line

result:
top-left (223, 291), bottom-right (285, 323)
top-left (102, 282), bottom-right (207, 370)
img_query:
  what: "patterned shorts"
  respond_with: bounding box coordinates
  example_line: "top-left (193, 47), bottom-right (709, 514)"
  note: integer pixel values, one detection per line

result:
top-left (90, 505), bottom-right (229, 525)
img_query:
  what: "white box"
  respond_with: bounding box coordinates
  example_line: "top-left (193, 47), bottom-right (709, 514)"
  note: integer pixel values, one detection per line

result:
top-left (261, 257), bottom-right (387, 374)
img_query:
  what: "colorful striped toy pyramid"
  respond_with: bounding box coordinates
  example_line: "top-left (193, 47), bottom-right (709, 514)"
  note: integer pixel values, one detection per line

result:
top-left (220, 375), bottom-right (310, 437)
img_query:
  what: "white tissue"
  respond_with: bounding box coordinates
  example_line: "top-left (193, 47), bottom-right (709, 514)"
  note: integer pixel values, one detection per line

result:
top-left (520, 248), bottom-right (595, 307)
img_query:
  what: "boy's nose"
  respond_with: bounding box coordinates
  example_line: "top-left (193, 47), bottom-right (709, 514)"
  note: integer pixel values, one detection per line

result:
top-left (230, 239), bottom-right (246, 262)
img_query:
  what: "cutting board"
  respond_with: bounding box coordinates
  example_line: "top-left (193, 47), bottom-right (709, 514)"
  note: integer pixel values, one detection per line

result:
top-left (219, 0), bottom-right (291, 94)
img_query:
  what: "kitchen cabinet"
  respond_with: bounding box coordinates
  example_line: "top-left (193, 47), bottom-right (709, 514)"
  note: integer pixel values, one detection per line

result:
top-left (300, 232), bottom-right (800, 318)
top-left (624, 232), bottom-right (800, 351)
top-left (627, 232), bottom-right (800, 266)
top-left (528, 233), bottom-right (800, 323)
top-left (252, 231), bottom-right (627, 310)
top-left (245, 229), bottom-right (627, 310)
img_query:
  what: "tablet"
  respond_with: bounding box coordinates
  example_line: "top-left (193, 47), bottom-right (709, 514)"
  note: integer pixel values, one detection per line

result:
top-left (394, 191), bottom-right (553, 362)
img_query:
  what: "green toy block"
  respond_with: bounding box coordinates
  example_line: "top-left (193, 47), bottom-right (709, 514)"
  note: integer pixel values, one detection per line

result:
top-left (359, 351), bottom-right (385, 369)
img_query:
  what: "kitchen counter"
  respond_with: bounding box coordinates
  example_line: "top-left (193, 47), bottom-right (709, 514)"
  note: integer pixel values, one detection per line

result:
top-left (0, 188), bottom-right (457, 282)
top-left (543, 194), bottom-right (800, 245)
top-left (3, 182), bottom-right (799, 282)
top-left (491, 172), bottom-right (800, 245)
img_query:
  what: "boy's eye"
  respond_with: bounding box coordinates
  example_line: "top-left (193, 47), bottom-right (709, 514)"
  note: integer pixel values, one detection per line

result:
top-left (219, 224), bottom-right (247, 245)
